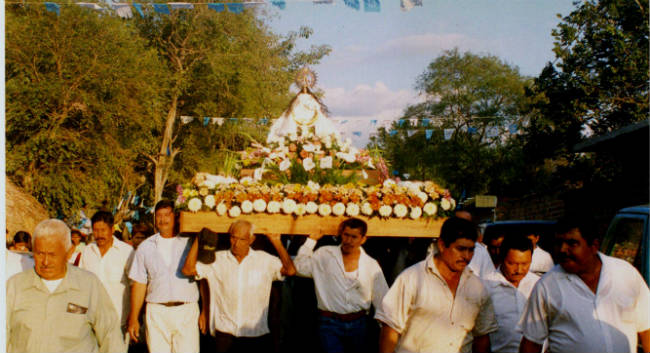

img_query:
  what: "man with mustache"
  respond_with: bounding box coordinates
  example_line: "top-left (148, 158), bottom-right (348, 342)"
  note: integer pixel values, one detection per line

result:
top-left (376, 217), bottom-right (497, 353)
top-left (483, 236), bottom-right (540, 353)
top-left (519, 216), bottom-right (650, 353)
top-left (295, 217), bottom-right (389, 353)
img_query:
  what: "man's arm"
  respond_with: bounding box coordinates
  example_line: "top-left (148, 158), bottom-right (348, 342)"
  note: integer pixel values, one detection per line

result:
top-left (639, 328), bottom-right (650, 353)
top-left (266, 233), bottom-right (296, 276)
top-left (127, 281), bottom-right (147, 343)
top-left (378, 324), bottom-right (400, 353)
top-left (199, 280), bottom-right (210, 335)
top-left (519, 337), bottom-right (543, 353)
top-left (472, 334), bottom-right (491, 353)
top-left (181, 237), bottom-right (200, 277)
top-left (293, 230), bottom-right (324, 277)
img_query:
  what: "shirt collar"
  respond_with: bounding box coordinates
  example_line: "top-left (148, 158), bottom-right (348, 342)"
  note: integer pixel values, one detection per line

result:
top-left (90, 236), bottom-right (121, 254)
top-left (426, 254), bottom-right (474, 280)
top-left (28, 264), bottom-right (81, 293)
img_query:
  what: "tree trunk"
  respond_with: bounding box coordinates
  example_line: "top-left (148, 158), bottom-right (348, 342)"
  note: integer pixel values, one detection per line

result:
top-left (153, 95), bottom-right (179, 204)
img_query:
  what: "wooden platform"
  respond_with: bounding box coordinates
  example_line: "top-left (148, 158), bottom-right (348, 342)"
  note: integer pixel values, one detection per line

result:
top-left (180, 212), bottom-right (444, 237)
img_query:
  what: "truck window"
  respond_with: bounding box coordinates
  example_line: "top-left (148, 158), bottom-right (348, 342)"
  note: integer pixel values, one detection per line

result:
top-left (606, 216), bottom-right (645, 269)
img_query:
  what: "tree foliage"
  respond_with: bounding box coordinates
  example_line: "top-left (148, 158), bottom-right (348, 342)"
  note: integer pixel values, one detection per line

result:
top-left (370, 49), bottom-right (531, 197)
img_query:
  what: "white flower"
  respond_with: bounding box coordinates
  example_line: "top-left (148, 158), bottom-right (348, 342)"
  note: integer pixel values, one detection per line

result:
top-left (324, 136), bottom-right (332, 149)
top-left (294, 203), bottom-right (307, 216)
top-left (253, 199), bottom-right (267, 213)
top-left (267, 201), bottom-right (281, 214)
top-left (346, 203), bottom-right (360, 217)
top-left (253, 168), bottom-right (265, 181)
top-left (383, 179), bottom-right (396, 188)
top-left (279, 159), bottom-right (291, 172)
top-left (188, 198), bottom-right (202, 212)
top-left (361, 202), bottom-right (373, 216)
top-left (204, 195), bottom-right (216, 209)
top-left (440, 198), bottom-right (452, 211)
top-left (216, 202), bottom-right (227, 216)
top-left (282, 199), bottom-right (297, 214)
top-left (307, 181), bottom-right (321, 191)
top-left (241, 200), bottom-right (253, 214)
top-left (239, 176), bottom-right (254, 186)
top-left (423, 202), bottom-right (437, 216)
top-left (332, 202), bottom-right (346, 216)
top-left (336, 152), bottom-right (356, 163)
top-left (394, 204), bottom-right (408, 218)
top-left (417, 191), bottom-right (428, 203)
top-left (289, 132), bottom-right (298, 141)
top-left (366, 159), bottom-right (375, 169)
top-left (303, 144), bottom-right (315, 152)
top-left (379, 205), bottom-right (392, 217)
top-left (450, 198), bottom-right (456, 210)
top-left (361, 170), bottom-right (368, 180)
top-left (228, 205), bottom-right (241, 218)
top-left (306, 201), bottom-right (318, 214)
top-left (410, 206), bottom-right (422, 219)
top-left (302, 158), bottom-right (315, 171)
top-left (318, 203), bottom-right (332, 217)
top-left (320, 156), bottom-right (333, 169)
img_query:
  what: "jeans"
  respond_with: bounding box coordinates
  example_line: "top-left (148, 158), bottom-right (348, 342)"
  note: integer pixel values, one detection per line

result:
top-left (318, 315), bottom-right (368, 353)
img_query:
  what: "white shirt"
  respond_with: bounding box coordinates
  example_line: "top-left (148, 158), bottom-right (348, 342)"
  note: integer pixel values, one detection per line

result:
top-left (484, 269), bottom-right (540, 353)
top-left (375, 255), bottom-right (498, 353)
top-left (294, 238), bottom-right (389, 314)
top-left (195, 249), bottom-right (283, 337)
top-left (529, 247), bottom-right (554, 275)
top-left (6, 251), bottom-right (34, 279)
top-left (79, 236), bottom-right (134, 326)
top-left (468, 242), bottom-right (496, 278)
top-left (519, 252), bottom-right (650, 353)
top-left (128, 234), bottom-right (199, 303)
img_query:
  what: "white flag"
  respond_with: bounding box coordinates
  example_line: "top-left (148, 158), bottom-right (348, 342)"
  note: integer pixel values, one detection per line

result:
top-left (444, 128), bottom-right (454, 140)
top-left (213, 118), bottom-right (225, 126)
top-left (180, 116), bottom-right (194, 124)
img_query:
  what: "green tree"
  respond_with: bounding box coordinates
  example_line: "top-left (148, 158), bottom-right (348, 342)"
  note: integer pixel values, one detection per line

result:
top-left (5, 5), bottom-right (167, 219)
top-left (370, 49), bottom-right (531, 197)
top-left (132, 7), bottom-right (331, 202)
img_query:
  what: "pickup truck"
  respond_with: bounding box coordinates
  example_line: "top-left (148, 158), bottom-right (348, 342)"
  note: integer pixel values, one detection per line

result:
top-left (600, 205), bottom-right (650, 285)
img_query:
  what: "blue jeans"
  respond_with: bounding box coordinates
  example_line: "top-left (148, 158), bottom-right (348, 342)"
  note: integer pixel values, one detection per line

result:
top-left (318, 315), bottom-right (368, 353)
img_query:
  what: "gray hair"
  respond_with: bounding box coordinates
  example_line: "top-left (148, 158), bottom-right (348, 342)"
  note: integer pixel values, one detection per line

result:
top-left (228, 220), bottom-right (255, 238)
top-left (32, 219), bottom-right (72, 251)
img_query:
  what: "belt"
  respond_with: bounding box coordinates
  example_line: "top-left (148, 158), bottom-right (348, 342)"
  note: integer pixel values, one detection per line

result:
top-left (319, 310), bottom-right (367, 322)
top-left (157, 302), bottom-right (187, 307)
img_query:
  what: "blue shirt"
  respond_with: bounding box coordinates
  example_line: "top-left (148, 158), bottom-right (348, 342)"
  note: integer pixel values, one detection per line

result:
top-left (128, 234), bottom-right (199, 303)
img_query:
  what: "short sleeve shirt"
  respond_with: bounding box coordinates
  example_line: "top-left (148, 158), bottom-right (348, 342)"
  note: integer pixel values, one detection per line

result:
top-left (375, 255), bottom-right (498, 353)
top-left (519, 252), bottom-right (650, 353)
top-left (195, 249), bottom-right (283, 337)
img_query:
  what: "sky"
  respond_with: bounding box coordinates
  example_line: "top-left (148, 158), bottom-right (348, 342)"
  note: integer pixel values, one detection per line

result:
top-left (265, 0), bottom-right (577, 146)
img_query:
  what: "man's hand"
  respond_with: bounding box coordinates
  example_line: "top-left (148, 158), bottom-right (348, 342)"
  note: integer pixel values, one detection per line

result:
top-left (199, 310), bottom-right (208, 335)
top-left (309, 227), bottom-right (326, 241)
top-left (128, 316), bottom-right (140, 343)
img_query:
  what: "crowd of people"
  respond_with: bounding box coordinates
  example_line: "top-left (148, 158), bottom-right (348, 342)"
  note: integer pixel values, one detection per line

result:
top-left (5, 200), bottom-right (650, 353)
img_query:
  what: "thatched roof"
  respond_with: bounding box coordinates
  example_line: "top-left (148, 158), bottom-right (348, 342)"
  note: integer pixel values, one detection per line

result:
top-left (5, 179), bottom-right (49, 243)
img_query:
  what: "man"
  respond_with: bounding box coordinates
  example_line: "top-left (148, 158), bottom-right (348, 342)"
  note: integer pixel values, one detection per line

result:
top-left (519, 216), bottom-right (650, 353)
top-left (457, 210), bottom-right (496, 277)
top-left (69, 229), bottom-right (86, 265)
top-left (376, 217), bottom-right (497, 353)
top-left (79, 211), bottom-right (134, 349)
top-left (485, 232), bottom-right (506, 269)
top-left (6, 248), bottom-right (34, 279)
top-left (294, 218), bottom-right (389, 353)
top-left (127, 200), bottom-right (200, 353)
top-left (6, 219), bottom-right (124, 352)
top-left (483, 236), bottom-right (540, 353)
top-left (526, 232), bottom-right (554, 275)
top-left (182, 220), bottom-right (296, 353)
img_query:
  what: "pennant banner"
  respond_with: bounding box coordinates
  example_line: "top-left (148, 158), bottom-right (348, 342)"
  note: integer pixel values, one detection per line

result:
top-left (77, 2), bottom-right (102, 10)
top-left (409, 119), bottom-right (418, 127)
top-left (467, 126), bottom-right (477, 134)
top-left (444, 128), bottom-right (454, 140)
top-left (363, 0), bottom-right (380, 12)
top-left (203, 117), bottom-right (210, 126)
top-left (112, 3), bottom-right (133, 18)
top-left (352, 131), bottom-right (362, 137)
top-left (180, 116), bottom-right (194, 124)
top-left (169, 2), bottom-right (194, 10)
top-left (271, 0), bottom-right (286, 9)
top-left (400, 0), bottom-right (422, 11)
top-left (45, 2), bottom-right (61, 15)
top-left (370, 119), bottom-right (377, 126)
top-left (227, 3), bottom-right (244, 13)
top-left (208, 3), bottom-right (225, 12)
top-left (153, 3), bottom-right (170, 14)
top-left (389, 130), bottom-right (398, 136)
top-left (343, 0), bottom-right (360, 10)
top-left (132, 3), bottom-right (144, 17)
top-left (509, 123), bottom-right (518, 134)
top-left (425, 129), bottom-right (433, 140)
top-left (486, 126), bottom-right (499, 138)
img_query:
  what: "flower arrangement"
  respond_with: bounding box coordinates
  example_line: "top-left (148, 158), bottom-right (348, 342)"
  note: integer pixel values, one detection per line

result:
top-left (240, 129), bottom-right (389, 185)
top-left (177, 177), bottom-right (455, 220)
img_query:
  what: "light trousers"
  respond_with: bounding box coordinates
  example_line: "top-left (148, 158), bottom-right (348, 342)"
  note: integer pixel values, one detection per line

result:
top-left (145, 303), bottom-right (199, 353)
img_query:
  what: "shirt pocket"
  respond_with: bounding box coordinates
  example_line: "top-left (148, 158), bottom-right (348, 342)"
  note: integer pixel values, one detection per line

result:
top-left (615, 295), bottom-right (637, 324)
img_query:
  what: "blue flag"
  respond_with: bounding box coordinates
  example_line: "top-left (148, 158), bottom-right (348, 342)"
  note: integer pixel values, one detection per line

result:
top-left (271, 1), bottom-right (286, 9)
top-left (125, 221), bottom-right (133, 234)
top-left (133, 210), bottom-right (140, 221)
top-left (340, 120), bottom-right (348, 124)
top-left (389, 130), bottom-right (398, 136)
top-left (467, 126), bottom-right (477, 134)
top-left (203, 117), bottom-right (210, 126)
top-left (344, 0), bottom-right (360, 10)
top-left (229, 118), bottom-right (238, 124)
top-left (509, 123), bottom-right (518, 134)
top-left (398, 120), bottom-right (406, 127)
top-left (422, 118), bottom-right (430, 126)
top-left (132, 3), bottom-right (145, 17)
top-left (153, 3), bottom-right (170, 14)
top-left (45, 2), bottom-right (60, 15)
top-left (259, 118), bottom-right (268, 125)
top-left (352, 131), bottom-right (362, 137)
top-left (425, 129), bottom-right (433, 140)
top-left (370, 119), bottom-right (377, 125)
top-left (227, 3), bottom-right (244, 13)
top-left (208, 3), bottom-right (225, 12)
top-left (363, 0), bottom-right (380, 12)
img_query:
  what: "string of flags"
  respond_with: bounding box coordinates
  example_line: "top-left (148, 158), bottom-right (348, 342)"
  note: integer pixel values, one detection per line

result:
top-left (21, 0), bottom-right (428, 17)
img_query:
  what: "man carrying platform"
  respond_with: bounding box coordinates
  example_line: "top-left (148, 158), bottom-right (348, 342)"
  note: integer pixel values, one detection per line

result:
top-left (295, 217), bottom-right (389, 353)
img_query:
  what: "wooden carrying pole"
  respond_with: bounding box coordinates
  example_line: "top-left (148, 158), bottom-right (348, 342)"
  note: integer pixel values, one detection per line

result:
top-left (180, 212), bottom-right (444, 237)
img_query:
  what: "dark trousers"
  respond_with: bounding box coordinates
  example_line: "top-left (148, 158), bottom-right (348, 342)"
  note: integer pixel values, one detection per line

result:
top-left (213, 331), bottom-right (271, 353)
top-left (318, 315), bottom-right (368, 353)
